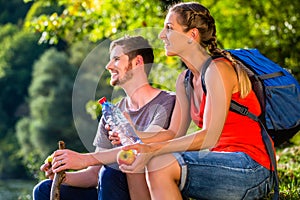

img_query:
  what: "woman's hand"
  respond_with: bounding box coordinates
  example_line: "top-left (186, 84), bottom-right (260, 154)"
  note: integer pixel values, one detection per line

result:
top-left (52, 149), bottom-right (87, 173)
top-left (118, 143), bottom-right (154, 173)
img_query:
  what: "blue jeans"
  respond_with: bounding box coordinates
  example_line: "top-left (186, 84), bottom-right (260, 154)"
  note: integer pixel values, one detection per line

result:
top-left (32, 179), bottom-right (97, 200)
top-left (174, 151), bottom-right (274, 200)
top-left (98, 165), bottom-right (130, 200)
top-left (33, 165), bottom-right (130, 200)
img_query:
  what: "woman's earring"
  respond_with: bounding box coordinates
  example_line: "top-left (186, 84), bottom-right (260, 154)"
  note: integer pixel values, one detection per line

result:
top-left (188, 38), bottom-right (193, 44)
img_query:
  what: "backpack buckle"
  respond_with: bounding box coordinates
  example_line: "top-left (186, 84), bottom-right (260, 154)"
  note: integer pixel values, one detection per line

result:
top-left (238, 107), bottom-right (249, 116)
top-left (230, 101), bottom-right (249, 116)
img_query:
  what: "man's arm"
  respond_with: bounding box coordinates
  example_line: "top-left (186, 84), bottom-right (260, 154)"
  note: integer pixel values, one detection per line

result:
top-left (63, 165), bottom-right (101, 188)
top-left (52, 146), bottom-right (123, 173)
top-left (57, 147), bottom-right (109, 188)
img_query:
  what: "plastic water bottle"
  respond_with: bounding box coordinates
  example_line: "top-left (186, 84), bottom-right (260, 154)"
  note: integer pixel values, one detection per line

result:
top-left (98, 97), bottom-right (141, 145)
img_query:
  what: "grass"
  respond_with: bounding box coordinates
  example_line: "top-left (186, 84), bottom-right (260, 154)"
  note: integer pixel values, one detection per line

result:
top-left (264, 133), bottom-right (300, 199)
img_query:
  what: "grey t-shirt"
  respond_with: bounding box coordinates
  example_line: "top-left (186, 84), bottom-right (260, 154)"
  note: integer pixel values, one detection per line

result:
top-left (93, 91), bottom-right (176, 149)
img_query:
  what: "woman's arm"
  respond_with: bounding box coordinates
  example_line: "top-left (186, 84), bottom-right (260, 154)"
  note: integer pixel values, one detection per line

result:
top-left (168, 70), bottom-right (192, 137)
top-left (120, 60), bottom-right (237, 172)
top-left (135, 70), bottom-right (192, 143)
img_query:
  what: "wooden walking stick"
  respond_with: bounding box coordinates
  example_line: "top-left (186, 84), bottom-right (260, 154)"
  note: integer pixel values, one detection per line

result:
top-left (50, 141), bottom-right (66, 200)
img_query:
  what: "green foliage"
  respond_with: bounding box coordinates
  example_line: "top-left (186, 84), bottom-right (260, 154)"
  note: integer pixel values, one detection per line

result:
top-left (0, 0), bottom-right (32, 25)
top-left (86, 100), bottom-right (102, 121)
top-left (290, 132), bottom-right (300, 145)
top-left (24, 0), bottom-right (300, 86)
top-left (16, 118), bottom-right (32, 155)
top-left (199, 0), bottom-right (300, 81)
top-left (23, 48), bottom-right (85, 156)
top-left (22, 150), bottom-right (44, 180)
top-left (0, 26), bottom-right (47, 178)
top-left (263, 141), bottom-right (300, 199)
top-left (0, 24), bottom-right (19, 43)
top-left (24, 0), bottom-right (63, 23)
top-left (16, 117), bottom-right (45, 179)
top-left (0, 24), bottom-right (20, 77)
top-left (0, 29), bottom-right (46, 117)
top-left (0, 130), bottom-right (28, 179)
top-left (277, 145), bottom-right (300, 198)
top-left (0, 2), bottom-right (298, 196)
top-left (24, 0), bottom-right (165, 44)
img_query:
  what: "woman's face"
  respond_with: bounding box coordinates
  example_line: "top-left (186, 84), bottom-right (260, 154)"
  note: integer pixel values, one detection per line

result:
top-left (159, 12), bottom-right (191, 57)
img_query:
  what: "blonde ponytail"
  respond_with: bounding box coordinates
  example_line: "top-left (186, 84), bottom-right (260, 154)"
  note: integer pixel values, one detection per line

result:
top-left (218, 49), bottom-right (252, 98)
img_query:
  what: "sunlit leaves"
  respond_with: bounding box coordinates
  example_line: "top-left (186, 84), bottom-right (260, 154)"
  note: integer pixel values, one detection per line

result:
top-left (25, 0), bottom-right (164, 44)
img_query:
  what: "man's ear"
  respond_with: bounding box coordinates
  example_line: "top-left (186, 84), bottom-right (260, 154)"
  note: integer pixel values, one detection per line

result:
top-left (135, 55), bottom-right (144, 66)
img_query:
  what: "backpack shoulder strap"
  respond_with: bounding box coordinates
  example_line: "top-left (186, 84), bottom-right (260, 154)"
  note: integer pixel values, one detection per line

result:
top-left (184, 56), bottom-right (217, 100)
top-left (200, 57), bottom-right (213, 95)
top-left (200, 55), bottom-right (223, 95)
top-left (184, 69), bottom-right (193, 101)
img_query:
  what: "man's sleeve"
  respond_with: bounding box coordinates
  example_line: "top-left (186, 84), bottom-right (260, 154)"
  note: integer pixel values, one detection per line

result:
top-left (93, 117), bottom-right (113, 149)
top-left (150, 93), bottom-right (176, 129)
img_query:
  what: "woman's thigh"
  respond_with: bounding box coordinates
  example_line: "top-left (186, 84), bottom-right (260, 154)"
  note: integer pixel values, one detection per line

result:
top-left (175, 151), bottom-right (273, 200)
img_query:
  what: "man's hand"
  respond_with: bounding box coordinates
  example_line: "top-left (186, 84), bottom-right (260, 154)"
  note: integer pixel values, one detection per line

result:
top-left (40, 162), bottom-right (55, 180)
top-left (52, 149), bottom-right (87, 173)
top-left (105, 124), bottom-right (121, 145)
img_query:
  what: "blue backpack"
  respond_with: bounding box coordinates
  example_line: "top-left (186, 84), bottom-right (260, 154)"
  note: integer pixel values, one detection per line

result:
top-left (184, 48), bottom-right (300, 147)
top-left (228, 49), bottom-right (300, 146)
top-left (184, 49), bottom-right (300, 200)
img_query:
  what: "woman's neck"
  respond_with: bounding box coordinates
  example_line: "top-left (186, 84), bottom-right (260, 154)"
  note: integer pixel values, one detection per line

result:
top-left (180, 44), bottom-right (210, 79)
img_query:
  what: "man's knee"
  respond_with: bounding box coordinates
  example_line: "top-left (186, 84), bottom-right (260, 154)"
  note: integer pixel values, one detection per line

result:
top-left (98, 165), bottom-right (130, 200)
top-left (99, 165), bottom-right (124, 187)
top-left (33, 179), bottom-right (52, 200)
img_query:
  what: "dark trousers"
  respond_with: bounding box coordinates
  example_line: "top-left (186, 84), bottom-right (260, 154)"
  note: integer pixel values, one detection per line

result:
top-left (33, 165), bottom-right (130, 200)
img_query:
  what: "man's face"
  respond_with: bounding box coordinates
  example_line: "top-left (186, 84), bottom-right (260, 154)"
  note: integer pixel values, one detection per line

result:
top-left (105, 45), bottom-right (133, 86)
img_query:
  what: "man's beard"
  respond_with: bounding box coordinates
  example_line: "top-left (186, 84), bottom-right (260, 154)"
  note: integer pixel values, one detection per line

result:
top-left (111, 63), bottom-right (133, 86)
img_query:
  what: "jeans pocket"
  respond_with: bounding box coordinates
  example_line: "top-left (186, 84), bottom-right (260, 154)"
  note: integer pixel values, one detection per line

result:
top-left (242, 177), bottom-right (271, 200)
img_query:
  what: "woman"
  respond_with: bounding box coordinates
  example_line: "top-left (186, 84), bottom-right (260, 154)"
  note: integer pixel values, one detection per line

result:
top-left (119, 2), bottom-right (275, 200)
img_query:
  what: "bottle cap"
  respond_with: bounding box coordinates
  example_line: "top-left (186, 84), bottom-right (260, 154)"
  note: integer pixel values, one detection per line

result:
top-left (98, 97), bottom-right (107, 104)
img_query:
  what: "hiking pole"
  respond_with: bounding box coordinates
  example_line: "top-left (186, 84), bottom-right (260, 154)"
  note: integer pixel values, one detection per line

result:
top-left (50, 141), bottom-right (66, 200)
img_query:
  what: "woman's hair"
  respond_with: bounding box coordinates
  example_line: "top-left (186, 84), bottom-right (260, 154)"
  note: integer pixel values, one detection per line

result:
top-left (170, 2), bottom-right (251, 98)
top-left (110, 35), bottom-right (154, 76)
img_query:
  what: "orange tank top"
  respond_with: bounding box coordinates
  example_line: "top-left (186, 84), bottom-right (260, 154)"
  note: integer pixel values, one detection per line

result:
top-left (190, 67), bottom-right (273, 170)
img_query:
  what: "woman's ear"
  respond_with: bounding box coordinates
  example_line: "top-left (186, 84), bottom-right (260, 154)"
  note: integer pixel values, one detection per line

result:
top-left (191, 28), bottom-right (199, 39)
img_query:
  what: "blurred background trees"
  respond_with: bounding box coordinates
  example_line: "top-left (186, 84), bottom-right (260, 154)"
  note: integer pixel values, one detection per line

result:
top-left (0, 0), bottom-right (299, 180)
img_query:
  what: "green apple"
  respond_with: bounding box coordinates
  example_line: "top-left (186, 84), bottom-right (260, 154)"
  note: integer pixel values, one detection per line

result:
top-left (44, 154), bottom-right (53, 164)
top-left (117, 149), bottom-right (136, 165)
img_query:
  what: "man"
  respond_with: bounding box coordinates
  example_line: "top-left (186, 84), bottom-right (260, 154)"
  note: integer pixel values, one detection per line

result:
top-left (33, 35), bottom-right (176, 200)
